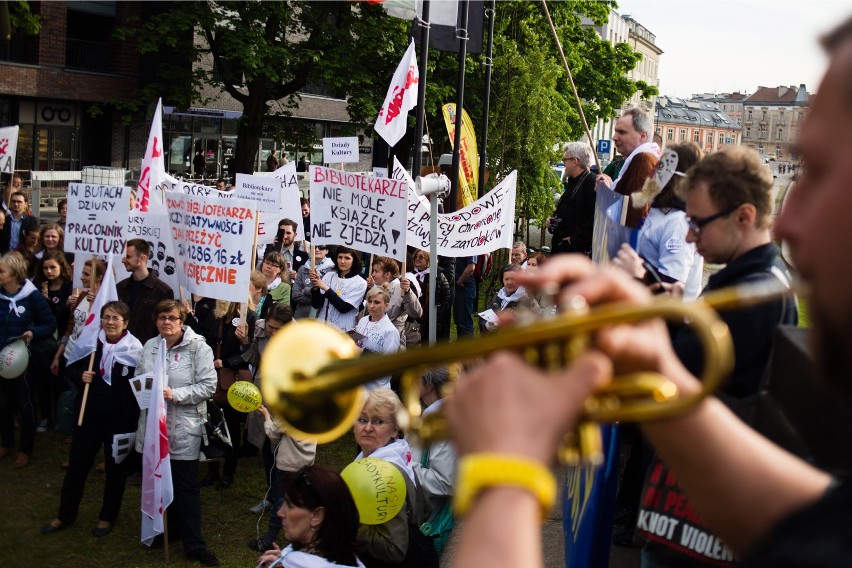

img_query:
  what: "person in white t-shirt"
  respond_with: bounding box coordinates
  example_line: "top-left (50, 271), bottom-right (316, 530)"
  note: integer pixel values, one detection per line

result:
top-left (354, 285), bottom-right (400, 390)
top-left (309, 246), bottom-right (366, 332)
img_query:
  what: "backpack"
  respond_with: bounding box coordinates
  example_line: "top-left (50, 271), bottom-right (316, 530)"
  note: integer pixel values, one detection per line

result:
top-left (473, 253), bottom-right (493, 282)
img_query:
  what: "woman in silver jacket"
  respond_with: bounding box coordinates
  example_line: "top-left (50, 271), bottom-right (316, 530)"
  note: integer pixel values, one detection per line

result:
top-left (134, 300), bottom-right (220, 566)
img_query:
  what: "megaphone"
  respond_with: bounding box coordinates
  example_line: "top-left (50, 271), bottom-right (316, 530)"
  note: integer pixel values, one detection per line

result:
top-left (0, 339), bottom-right (29, 379)
top-left (415, 174), bottom-right (451, 198)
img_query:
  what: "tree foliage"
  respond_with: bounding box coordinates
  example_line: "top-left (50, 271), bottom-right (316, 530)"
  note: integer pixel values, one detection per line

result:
top-left (119, 0), bottom-right (654, 219)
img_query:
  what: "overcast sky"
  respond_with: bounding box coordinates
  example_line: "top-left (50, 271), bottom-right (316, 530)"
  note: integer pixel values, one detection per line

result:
top-left (614, 0), bottom-right (851, 97)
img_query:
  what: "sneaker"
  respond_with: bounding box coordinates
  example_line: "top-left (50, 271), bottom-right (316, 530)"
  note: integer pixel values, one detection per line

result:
top-left (186, 548), bottom-right (220, 566)
top-left (249, 500), bottom-right (272, 515)
top-left (36, 419), bottom-right (49, 433)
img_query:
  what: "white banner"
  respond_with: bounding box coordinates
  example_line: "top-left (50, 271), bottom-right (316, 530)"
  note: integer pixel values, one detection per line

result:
top-left (165, 191), bottom-right (256, 303)
top-left (309, 165), bottom-right (408, 261)
top-left (322, 137), bottom-right (360, 164)
top-left (257, 161), bottom-right (303, 246)
top-left (0, 126), bottom-right (19, 175)
top-left (392, 157), bottom-right (517, 257)
top-left (234, 173), bottom-right (282, 214)
top-left (127, 208), bottom-right (180, 292)
top-left (137, 100), bottom-right (166, 213)
top-left (65, 183), bottom-right (131, 257)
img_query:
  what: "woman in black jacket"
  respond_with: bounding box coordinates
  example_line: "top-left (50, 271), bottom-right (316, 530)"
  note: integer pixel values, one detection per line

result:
top-left (41, 301), bottom-right (143, 536)
top-left (411, 249), bottom-right (450, 345)
top-left (189, 299), bottom-right (256, 489)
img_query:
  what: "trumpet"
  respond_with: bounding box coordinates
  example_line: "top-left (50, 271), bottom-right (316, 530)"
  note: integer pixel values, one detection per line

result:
top-left (260, 281), bottom-right (795, 461)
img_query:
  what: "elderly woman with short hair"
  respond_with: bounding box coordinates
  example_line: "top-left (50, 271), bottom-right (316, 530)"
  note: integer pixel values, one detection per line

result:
top-left (353, 388), bottom-right (432, 567)
top-left (549, 141), bottom-right (597, 257)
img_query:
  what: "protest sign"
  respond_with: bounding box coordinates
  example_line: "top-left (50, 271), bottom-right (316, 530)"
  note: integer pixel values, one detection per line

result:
top-left (392, 157), bottom-right (516, 257)
top-left (256, 161), bottom-right (303, 246)
top-left (165, 191), bottom-right (256, 303)
top-left (127, 209), bottom-right (180, 292)
top-left (391, 158), bottom-right (431, 250)
top-left (322, 137), bottom-right (360, 164)
top-left (435, 170), bottom-right (516, 256)
top-left (591, 186), bottom-right (628, 264)
top-left (233, 173), bottom-right (282, 214)
top-left (162, 173), bottom-right (228, 198)
top-left (309, 165), bottom-right (408, 261)
top-left (65, 183), bottom-right (131, 256)
top-left (0, 126), bottom-right (19, 175)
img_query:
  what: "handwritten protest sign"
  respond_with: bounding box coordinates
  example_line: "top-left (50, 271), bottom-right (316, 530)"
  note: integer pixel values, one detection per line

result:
top-left (309, 165), bottom-right (407, 261)
top-left (234, 173), bottom-right (282, 214)
top-left (256, 161), bottom-right (303, 246)
top-left (392, 157), bottom-right (516, 257)
top-left (323, 137), bottom-right (360, 164)
top-left (65, 184), bottom-right (131, 256)
top-left (165, 191), bottom-right (255, 303)
top-left (0, 126), bottom-right (19, 175)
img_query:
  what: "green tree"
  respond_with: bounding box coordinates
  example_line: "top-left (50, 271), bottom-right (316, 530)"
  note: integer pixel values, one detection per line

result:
top-left (121, 1), bottom-right (409, 174)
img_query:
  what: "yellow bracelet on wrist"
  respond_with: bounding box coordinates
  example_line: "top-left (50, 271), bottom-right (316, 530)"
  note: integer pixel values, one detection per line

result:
top-left (453, 453), bottom-right (556, 520)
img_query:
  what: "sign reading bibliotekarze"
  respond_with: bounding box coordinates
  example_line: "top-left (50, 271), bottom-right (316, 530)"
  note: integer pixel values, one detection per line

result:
top-left (309, 165), bottom-right (408, 261)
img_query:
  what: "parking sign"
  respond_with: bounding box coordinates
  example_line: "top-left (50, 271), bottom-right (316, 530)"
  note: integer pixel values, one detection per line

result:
top-left (597, 139), bottom-right (611, 154)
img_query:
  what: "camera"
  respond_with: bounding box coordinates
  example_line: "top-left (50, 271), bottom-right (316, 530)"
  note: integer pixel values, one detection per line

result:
top-left (547, 217), bottom-right (561, 235)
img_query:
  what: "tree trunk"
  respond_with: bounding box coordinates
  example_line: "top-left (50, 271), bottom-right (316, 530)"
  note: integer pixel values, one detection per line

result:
top-left (233, 80), bottom-right (270, 175)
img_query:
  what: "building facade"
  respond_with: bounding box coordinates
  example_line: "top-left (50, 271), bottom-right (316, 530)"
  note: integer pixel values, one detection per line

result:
top-left (741, 85), bottom-right (809, 160)
top-left (584, 10), bottom-right (662, 164)
top-left (654, 96), bottom-right (742, 153)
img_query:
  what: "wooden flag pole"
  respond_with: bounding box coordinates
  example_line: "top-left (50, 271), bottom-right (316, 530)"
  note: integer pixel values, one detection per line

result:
top-left (77, 254), bottom-right (100, 426)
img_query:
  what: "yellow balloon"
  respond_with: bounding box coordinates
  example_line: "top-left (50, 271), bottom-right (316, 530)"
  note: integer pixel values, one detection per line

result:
top-left (341, 458), bottom-right (407, 525)
top-left (227, 381), bottom-right (262, 413)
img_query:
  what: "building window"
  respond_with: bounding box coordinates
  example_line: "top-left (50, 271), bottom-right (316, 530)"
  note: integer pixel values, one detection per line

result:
top-left (719, 133), bottom-right (725, 144)
top-left (779, 110), bottom-right (785, 120)
top-left (680, 128), bottom-right (686, 141)
top-left (747, 110), bottom-right (753, 120)
top-left (759, 128), bottom-right (766, 139)
top-left (667, 128), bottom-right (674, 141)
top-left (762, 110), bottom-right (767, 120)
top-left (693, 130), bottom-right (700, 142)
top-left (707, 133), bottom-right (713, 146)
top-left (778, 128), bottom-right (783, 139)
top-left (746, 127), bottom-right (751, 138)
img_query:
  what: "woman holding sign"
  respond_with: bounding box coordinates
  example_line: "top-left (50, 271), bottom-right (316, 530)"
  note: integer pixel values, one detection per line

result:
top-left (310, 246), bottom-right (366, 332)
top-left (352, 388), bottom-right (433, 568)
top-left (41, 301), bottom-right (143, 537)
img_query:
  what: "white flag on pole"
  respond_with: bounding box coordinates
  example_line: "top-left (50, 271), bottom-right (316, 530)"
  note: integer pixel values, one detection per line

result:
top-left (375, 39), bottom-right (419, 148)
top-left (140, 339), bottom-right (174, 547)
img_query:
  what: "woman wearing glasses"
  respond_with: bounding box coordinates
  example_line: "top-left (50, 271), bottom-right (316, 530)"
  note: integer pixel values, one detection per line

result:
top-left (352, 388), bottom-right (433, 567)
top-left (133, 300), bottom-right (220, 566)
top-left (260, 251), bottom-right (291, 305)
top-left (255, 465), bottom-right (364, 568)
top-left (42, 301), bottom-right (143, 537)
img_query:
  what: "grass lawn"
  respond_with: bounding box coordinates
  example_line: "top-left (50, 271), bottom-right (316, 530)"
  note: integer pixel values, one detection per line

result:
top-left (0, 427), bottom-right (355, 568)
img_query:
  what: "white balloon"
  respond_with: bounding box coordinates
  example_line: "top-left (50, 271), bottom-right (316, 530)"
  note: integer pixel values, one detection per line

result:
top-left (0, 340), bottom-right (29, 379)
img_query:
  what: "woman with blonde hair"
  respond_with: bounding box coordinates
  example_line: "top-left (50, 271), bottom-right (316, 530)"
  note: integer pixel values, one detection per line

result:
top-left (354, 286), bottom-right (400, 390)
top-left (352, 388), bottom-right (433, 567)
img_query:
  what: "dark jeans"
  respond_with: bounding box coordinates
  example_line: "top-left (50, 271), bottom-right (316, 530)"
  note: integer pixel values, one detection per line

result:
top-left (58, 412), bottom-right (132, 524)
top-left (168, 459), bottom-right (207, 553)
top-left (264, 468), bottom-right (296, 543)
top-left (0, 371), bottom-right (35, 454)
top-left (206, 404), bottom-right (243, 479)
top-left (453, 283), bottom-right (476, 337)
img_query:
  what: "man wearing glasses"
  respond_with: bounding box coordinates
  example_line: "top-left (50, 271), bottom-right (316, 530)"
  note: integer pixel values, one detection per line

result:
top-left (0, 191), bottom-right (38, 253)
top-left (634, 146), bottom-right (798, 565)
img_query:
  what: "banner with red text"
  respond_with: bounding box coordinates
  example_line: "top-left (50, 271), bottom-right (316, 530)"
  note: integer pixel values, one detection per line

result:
top-left (309, 165), bottom-right (408, 261)
top-left (0, 126), bottom-right (19, 176)
top-left (165, 191), bottom-right (255, 303)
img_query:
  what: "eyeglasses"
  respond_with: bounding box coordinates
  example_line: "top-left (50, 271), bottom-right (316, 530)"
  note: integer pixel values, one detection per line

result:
top-left (156, 315), bottom-right (181, 323)
top-left (356, 417), bottom-right (390, 427)
top-left (262, 260), bottom-right (281, 269)
top-left (686, 205), bottom-right (740, 235)
top-left (315, 246), bottom-right (327, 251)
top-left (101, 315), bottom-right (124, 323)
